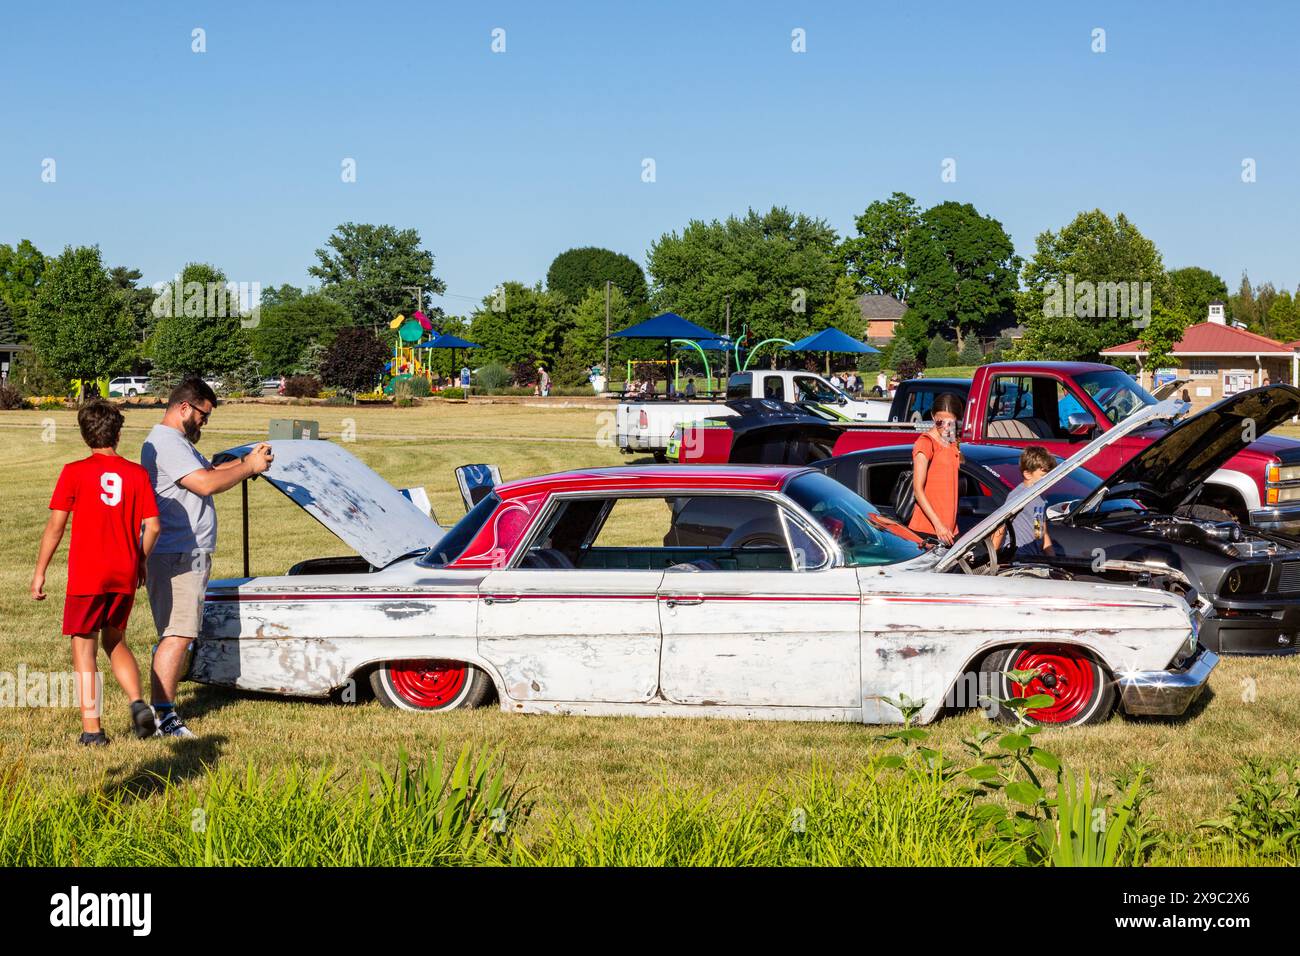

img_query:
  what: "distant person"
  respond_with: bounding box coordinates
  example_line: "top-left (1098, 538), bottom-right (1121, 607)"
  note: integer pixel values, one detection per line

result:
top-left (993, 446), bottom-right (1056, 559)
top-left (1181, 388), bottom-right (1191, 404)
top-left (908, 392), bottom-right (965, 546)
top-left (30, 400), bottom-right (161, 746)
top-left (538, 366), bottom-right (551, 397)
top-left (876, 371), bottom-right (887, 395)
top-left (685, 378), bottom-right (696, 398)
top-left (830, 372), bottom-right (843, 389)
top-left (140, 378), bottom-right (274, 738)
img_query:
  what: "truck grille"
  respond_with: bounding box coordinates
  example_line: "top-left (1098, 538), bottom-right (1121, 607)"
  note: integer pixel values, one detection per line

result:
top-left (1278, 562), bottom-right (1300, 593)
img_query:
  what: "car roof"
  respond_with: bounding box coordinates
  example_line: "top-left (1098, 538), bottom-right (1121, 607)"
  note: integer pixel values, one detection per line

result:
top-left (986, 361), bottom-right (1118, 376)
top-left (902, 378), bottom-right (970, 387)
top-left (493, 464), bottom-right (812, 500)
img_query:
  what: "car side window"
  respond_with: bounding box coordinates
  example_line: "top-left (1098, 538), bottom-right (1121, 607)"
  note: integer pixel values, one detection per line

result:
top-left (519, 494), bottom-right (806, 571)
top-left (763, 376), bottom-right (784, 400)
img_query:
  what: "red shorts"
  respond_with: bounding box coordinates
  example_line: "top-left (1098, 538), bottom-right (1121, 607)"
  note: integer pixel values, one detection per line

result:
top-left (63, 592), bottom-right (135, 636)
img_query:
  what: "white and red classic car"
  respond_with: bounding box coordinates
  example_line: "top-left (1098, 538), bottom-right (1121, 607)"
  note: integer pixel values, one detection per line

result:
top-left (195, 400), bottom-right (1216, 727)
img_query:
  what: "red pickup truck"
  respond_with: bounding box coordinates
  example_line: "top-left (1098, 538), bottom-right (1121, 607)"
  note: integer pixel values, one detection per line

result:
top-left (674, 361), bottom-right (1300, 535)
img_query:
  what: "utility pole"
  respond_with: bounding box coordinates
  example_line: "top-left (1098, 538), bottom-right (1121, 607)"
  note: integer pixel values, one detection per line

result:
top-left (604, 280), bottom-right (611, 393)
top-left (405, 286), bottom-right (424, 316)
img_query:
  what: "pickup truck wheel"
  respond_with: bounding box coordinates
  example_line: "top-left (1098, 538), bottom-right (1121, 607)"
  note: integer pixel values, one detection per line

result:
top-left (979, 644), bottom-right (1115, 727)
top-left (370, 659), bottom-right (493, 711)
top-left (652, 451), bottom-right (668, 463)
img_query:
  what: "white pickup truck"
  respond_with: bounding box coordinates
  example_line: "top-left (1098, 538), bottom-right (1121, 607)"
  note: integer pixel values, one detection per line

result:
top-left (616, 369), bottom-right (891, 459)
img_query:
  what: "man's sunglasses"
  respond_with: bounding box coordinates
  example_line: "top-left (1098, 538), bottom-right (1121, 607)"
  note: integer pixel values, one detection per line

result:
top-left (186, 402), bottom-right (213, 424)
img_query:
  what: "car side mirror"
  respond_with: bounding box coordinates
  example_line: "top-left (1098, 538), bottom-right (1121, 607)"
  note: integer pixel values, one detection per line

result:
top-left (1066, 412), bottom-right (1096, 437)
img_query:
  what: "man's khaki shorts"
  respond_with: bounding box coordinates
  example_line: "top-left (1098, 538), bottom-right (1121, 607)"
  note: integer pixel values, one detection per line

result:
top-left (146, 551), bottom-right (212, 639)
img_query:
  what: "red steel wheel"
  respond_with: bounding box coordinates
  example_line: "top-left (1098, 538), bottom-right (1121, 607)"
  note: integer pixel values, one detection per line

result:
top-left (370, 659), bottom-right (494, 712)
top-left (980, 643), bottom-right (1115, 727)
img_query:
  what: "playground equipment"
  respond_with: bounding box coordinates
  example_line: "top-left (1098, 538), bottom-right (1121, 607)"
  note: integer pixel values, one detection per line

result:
top-left (383, 312), bottom-right (436, 395)
top-left (741, 337), bottom-right (794, 371)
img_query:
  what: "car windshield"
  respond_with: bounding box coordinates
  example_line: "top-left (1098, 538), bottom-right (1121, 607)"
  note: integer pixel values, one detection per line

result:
top-left (1075, 370), bottom-right (1157, 424)
top-left (785, 471), bottom-right (928, 566)
top-left (417, 493), bottom-right (499, 567)
top-left (795, 377), bottom-right (843, 403)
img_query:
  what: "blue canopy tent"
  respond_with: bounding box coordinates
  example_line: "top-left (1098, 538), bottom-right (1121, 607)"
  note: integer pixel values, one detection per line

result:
top-left (416, 332), bottom-right (482, 386)
top-left (784, 327), bottom-right (878, 376)
top-left (609, 312), bottom-right (717, 393)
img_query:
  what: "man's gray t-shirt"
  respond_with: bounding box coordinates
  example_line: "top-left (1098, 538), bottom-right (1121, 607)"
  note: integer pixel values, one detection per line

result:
top-left (1010, 485), bottom-right (1047, 549)
top-left (141, 423), bottom-right (216, 553)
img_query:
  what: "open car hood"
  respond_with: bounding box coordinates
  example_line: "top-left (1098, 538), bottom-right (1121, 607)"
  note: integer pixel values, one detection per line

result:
top-left (935, 398), bottom-right (1187, 572)
top-left (1076, 384), bottom-right (1300, 516)
top-left (213, 439), bottom-right (444, 568)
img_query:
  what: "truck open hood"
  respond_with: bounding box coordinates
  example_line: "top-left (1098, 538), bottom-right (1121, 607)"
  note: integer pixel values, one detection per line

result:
top-left (213, 440), bottom-right (444, 568)
top-left (1077, 384), bottom-right (1300, 516)
top-left (935, 398), bottom-right (1187, 572)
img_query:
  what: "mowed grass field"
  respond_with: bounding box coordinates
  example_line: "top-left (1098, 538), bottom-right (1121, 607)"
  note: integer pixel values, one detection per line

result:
top-left (1, 402), bottom-right (1298, 859)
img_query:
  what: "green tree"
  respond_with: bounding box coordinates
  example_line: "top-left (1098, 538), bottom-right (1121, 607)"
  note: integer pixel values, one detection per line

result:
top-left (958, 334), bottom-right (984, 366)
top-left (1167, 266), bottom-right (1228, 325)
top-left (107, 265), bottom-right (157, 345)
top-left (1267, 290), bottom-right (1300, 344)
top-left (563, 286), bottom-right (632, 374)
top-left (147, 262), bottom-right (252, 377)
top-left (1137, 302), bottom-right (1188, 370)
top-left (0, 239), bottom-right (46, 341)
top-left (251, 293), bottom-right (350, 375)
top-left (468, 282), bottom-right (568, 369)
top-left (546, 248), bottom-right (648, 308)
top-left (1232, 276), bottom-right (1278, 336)
top-left (842, 191), bottom-right (921, 299)
top-left (320, 328), bottom-right (389, 397)
top-left (926, 333), bottom-right (957, 368)
top-left (647, 206), bottom-right (842, 347)
top-left (903, 201), bottom-right (1019, 350)
top-left (259, 283), bottom-right (304, 309)
top-left (27, 246), bottom-right (137, 387)
top-left (309, 223), bottom-right (445, 332)
top-left (888, 334), bottom-right (920, 377)
top-left (1016, 210), bottom-right (1171, 361)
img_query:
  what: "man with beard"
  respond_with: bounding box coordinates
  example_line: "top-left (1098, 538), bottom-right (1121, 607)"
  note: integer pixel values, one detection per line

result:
top-left (140, 377), bottom-right (273, 737)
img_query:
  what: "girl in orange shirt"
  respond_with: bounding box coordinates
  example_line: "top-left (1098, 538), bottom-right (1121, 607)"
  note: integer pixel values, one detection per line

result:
top-left (908, 392), bottom-right (965, 545)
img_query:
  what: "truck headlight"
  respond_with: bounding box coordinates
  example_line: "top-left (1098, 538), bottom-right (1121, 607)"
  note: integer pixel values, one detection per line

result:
top-left (1267, 463), bottom-right (1300, 484)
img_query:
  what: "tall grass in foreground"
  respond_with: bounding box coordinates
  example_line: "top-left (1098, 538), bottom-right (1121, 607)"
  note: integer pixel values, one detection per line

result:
top-left (1, 747), bottom-right (1294, 866)
top-left (0, 749), bottom-right (1007, 866)
top-left (513, 764), bottom-right (1017, 866)
top-left (0, 746), bottom-right (525, 866)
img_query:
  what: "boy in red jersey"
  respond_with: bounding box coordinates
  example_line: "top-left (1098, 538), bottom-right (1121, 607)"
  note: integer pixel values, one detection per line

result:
top-left (30, 400), bottom-right (161, 746)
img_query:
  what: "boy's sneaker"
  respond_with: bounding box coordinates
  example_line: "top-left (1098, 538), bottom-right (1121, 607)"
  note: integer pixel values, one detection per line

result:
top-left (78, 731), bottom-right (110, 747)
top-left (130, 700), bottom-right (157, 739)
top-left (155, 710), bottom-right (195, 738)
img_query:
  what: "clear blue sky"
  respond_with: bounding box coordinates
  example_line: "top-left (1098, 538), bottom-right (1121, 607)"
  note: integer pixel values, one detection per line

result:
top-left (2, 0), bottom-right (1297, 314)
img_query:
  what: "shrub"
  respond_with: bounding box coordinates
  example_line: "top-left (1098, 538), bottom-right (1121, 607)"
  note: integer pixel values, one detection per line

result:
top-left (283, 375), bottom-right (321, 398)
top-left (319, 329), bottom-right (387, 395)
top-left (476, 362), bottom-right (510, 390)
top-left (1200, 759), bottom-right (1300, 858)
top-left (323, 393), bottom-right (352, 406)
top-left (8, 349), bottom-right (66, 397)
top-left (509, 359), bottom-right (538, 387)
top-left (405, 376), bottom-right (432, 398)
top-left (439, 387), bottom-right (465, 400)
top-left (0, 384), bottom-right (23, 410)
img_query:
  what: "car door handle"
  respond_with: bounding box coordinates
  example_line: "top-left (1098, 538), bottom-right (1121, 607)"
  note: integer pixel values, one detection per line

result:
top-left (483, 594), bottom-right (520, 605)
top-left (664, 595), bottom-right (704, 608)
